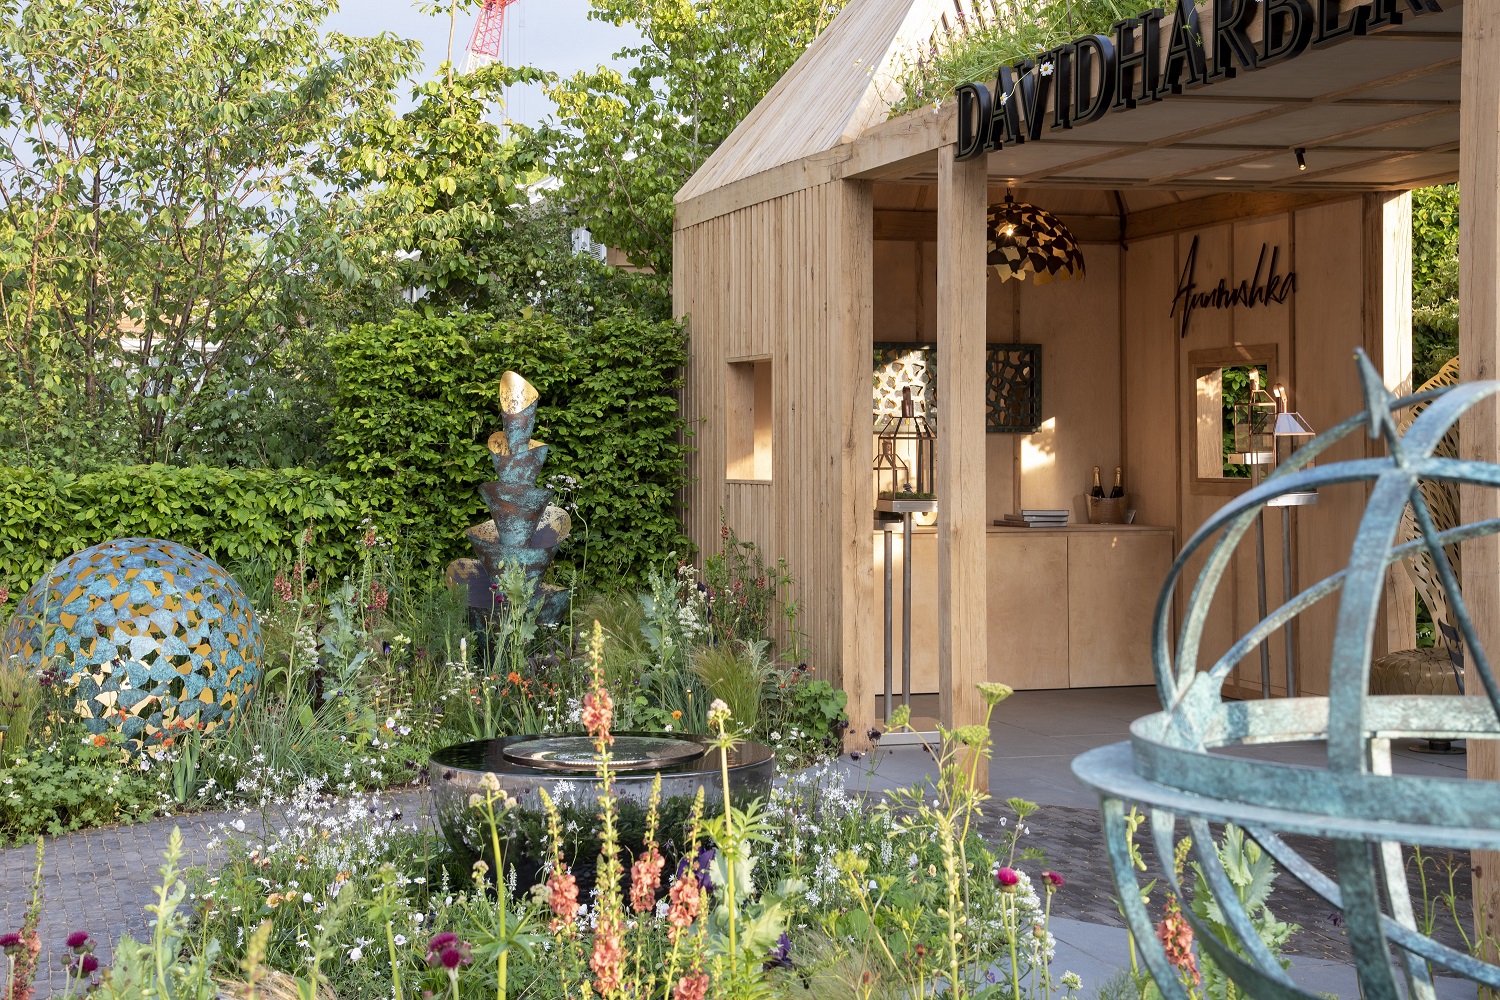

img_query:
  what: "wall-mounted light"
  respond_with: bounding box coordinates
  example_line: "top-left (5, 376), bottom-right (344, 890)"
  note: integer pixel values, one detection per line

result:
top-left (1294, 147), bottom-right (1308, 172)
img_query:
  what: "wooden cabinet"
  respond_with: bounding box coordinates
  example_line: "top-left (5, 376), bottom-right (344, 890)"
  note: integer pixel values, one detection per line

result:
top-left (872, 524), bottom-right (1173, 692)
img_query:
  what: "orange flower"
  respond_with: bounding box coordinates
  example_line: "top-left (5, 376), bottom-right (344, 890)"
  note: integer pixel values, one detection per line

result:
top-left (671, 710), bottom-right (682, 721)
top-left (507, 671), bottom-right (522, 685)
top-left (91, 735), bottom-right (107, 747)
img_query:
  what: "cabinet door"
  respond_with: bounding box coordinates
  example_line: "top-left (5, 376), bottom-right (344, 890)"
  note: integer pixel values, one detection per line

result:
top-left (1067, 532), bottom-right (1173, 687)
top-left (988, 533), bottom-right (1070, 689)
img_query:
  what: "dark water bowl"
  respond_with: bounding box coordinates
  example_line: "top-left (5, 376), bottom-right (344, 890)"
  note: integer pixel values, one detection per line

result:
top-left (428, 732), bottom-right (774, 889)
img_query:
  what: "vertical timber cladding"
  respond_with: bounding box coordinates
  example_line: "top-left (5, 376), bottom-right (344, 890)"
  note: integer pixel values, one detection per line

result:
top-left (676, 181), bottom-right (875, 721)
top-left (952, 0), bottom-right (1446, 159)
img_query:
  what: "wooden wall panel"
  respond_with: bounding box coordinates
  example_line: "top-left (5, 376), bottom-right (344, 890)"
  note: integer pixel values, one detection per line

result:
top-left (1121, 235), bottom-right (1180, 535)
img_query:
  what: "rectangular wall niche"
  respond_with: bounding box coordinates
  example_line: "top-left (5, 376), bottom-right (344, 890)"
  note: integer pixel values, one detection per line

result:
top-left (726, 357), bottom-right (773, 481)
top-left (873, 343), bottom-right (1041, 433)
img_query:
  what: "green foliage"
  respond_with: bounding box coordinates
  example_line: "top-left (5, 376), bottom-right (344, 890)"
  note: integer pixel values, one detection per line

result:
top-left (767, 675), bottom-right (847, 762)
top-left (0, 0), bottom-right (419, 467)
top-left (1188, 825), bottom-right (1298, 1000)
top-left (0, 465), bottom-right (365, 594)
top-left (0, 730), bottom-right (165, 838)
top-left (889, 0), bottom-right (1157, 117)
top-left (325, 309), bottom-right (690, 588)
top-left (1412, 184), bottom-right (1460, 386)
top-left (536, 0), bottom-right (849, 277)
top-left (0, 655), bottom-right (41, 755)
top-left (691, 641), bottom-right (773, 733)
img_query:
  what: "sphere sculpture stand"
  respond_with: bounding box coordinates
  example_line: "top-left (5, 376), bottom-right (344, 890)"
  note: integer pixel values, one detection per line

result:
top-left (1074, 350), bottom-right (1500, 1000)
top-left (447, 371), bottom-right (571, 624)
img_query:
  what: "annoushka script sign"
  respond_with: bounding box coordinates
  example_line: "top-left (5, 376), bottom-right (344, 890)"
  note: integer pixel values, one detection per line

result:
top-left (1171, 235), bottom-right (1297, 338)
top-left (955, 0), bottom-right (1443, 160)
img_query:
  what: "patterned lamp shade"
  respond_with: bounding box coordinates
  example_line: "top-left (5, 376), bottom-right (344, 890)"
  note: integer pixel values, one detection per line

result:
top-left (986, 193), bottom-right (1085, 284)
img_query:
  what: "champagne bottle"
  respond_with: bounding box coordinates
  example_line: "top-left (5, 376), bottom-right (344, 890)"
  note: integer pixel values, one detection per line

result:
top-left (1090, 466), bottom-right (1105, 499)
top-left (1109, 467), bottom-right (1124, 499)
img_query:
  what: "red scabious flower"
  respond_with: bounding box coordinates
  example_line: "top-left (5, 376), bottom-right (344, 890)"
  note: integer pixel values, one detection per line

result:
top-left (996, 867), bottom-right (1020, 889)
top-left (1042, 870), bottom-right (1065, 889)
top-left (438, 945), bottom-right (470, 970)
top-left (65, 931), bottom-right (91, 951)
top-left (80, 955), bottom-right (99, 974)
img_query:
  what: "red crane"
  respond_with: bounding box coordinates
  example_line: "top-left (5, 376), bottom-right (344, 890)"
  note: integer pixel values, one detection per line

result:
top-left (466, 0), bottom-right (520, 69)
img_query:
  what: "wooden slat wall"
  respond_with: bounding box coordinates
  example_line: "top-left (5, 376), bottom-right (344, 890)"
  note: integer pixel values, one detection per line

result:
top-left (1119, 195), bottom-right (1413, 698)
top-left (676, 182), bottom-right (869, 701)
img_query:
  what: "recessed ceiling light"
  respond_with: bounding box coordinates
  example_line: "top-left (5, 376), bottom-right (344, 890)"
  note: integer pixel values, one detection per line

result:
top-left (1213, 176), bottom-right (1236, 180)
top-left (1243, 163), bottom-right (1274, 170)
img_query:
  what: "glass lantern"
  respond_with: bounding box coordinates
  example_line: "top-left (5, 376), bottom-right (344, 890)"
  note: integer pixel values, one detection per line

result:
top-left (1233, 370), bottom-right (1277, 468)
top-left (874, 387), bottom-right (936, 510)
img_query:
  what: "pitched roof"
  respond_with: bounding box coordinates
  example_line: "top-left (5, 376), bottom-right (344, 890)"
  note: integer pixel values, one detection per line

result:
top-left (675, 0), bottom-right (948, 204)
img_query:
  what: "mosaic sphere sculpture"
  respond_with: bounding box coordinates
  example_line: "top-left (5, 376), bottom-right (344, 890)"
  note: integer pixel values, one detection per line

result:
top-left (1, 538), bottom-right (261, 742)
top-left (1074, 351), bottom-right (1500, 999)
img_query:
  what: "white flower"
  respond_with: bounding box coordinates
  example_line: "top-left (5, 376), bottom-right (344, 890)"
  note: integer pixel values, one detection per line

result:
top-left (1040, 61), bottom-right (1055, 77)
top-left (385, 717), bottom-right (396, 730)
top-left (394, 934), bottom-right (407, 946)
top-left (303, 893), bottom-right (313, 903)
top-left (348, 946), bottom-right (363, 962)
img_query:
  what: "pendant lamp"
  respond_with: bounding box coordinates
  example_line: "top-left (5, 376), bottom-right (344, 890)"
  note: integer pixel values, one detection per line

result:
top-left (986, 192), bottom-right (1086, 284)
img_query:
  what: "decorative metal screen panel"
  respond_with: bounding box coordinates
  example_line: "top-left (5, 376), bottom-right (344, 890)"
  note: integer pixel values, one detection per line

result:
top-left (873, 343), bottom-right (1042, 433)
top-left (987, 344), bottom-right (1041, 433)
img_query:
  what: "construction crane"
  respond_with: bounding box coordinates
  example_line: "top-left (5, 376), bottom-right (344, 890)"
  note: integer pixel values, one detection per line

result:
top-left (464, 0), bottom-right (520, 71)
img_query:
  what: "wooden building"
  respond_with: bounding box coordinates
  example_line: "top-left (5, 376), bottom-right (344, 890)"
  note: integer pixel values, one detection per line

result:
top-left (672, 0), bottom-right (1492, 756)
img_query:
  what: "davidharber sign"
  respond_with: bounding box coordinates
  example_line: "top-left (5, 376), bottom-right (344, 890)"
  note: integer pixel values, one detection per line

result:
top-left (955, 0), bottom-right (1443, 161)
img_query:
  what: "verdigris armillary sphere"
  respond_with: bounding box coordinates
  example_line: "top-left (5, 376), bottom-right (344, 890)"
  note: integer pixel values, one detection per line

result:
top-left (1073, 350), bottom-right (1500, 999)
top-left (452, 371), bottom-right (571, 623)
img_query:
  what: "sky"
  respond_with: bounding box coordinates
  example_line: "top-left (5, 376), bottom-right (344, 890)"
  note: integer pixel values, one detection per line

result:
top-left (325, 0), bottom-right (641, 127)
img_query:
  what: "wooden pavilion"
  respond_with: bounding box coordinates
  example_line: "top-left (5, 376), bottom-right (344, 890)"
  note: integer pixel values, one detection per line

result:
top-left (671, 0), bottom-right (1498, 768)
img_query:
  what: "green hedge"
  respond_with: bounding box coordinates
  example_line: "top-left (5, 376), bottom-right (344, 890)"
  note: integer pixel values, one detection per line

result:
top-left (326, 309), bottom-right (690, 587)
top-left (0, 311), bottom-right (690, 595)
top-left (0, 465), bottom-right (364, 592)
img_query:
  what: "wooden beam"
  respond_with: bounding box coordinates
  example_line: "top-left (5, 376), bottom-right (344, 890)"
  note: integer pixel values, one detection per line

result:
top-left (1364, 193), bottom-right (1416, 660)
top-left (935, 144), bottom-right (989, 789)
top-left (875, 209), bottom-right (1122, 244)
top-left (1124, 192), bottom-right (1357, 243)
top-left (1460, 0), bottom-right (1500, 949)
top-left (836, 179), bottom-right (878, 751)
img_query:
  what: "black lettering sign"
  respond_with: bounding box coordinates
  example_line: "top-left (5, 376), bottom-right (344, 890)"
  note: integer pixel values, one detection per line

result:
top-left (1171, 235), bottom-right (1298, 338)
top-left (951, 0), bottom-right (1442, 163)
top-left (1207, 0), bottom-right (1258, 80)
top-left (1071, 34), bottom-right (1116, 124)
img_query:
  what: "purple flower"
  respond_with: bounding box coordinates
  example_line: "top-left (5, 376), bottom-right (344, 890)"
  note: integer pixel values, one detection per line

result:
top-left (0, 932), bottom-right (21, 952)
top-left (765, 932), bottom-right (792, 969)
top-left (80, 954), bottom-right (99, 974)
top-left (66, 931), bottom-right (91, 951)
top-left (996, 867), bottom-right (1020, 889)
top-left (438, 946), bottom-right (470, 970)
top-left (427, 932), bottom-right (458, 954)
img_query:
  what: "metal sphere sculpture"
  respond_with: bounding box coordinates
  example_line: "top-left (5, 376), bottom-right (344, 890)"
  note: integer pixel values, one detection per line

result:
top-left (1074, 351), bottom-right (1500, 999)
top-left (1, 538), bottom-right (261, 742)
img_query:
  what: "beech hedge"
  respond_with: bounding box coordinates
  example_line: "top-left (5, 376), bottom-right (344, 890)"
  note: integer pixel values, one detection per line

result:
top-left (0, 311), bottom-right (691, 595)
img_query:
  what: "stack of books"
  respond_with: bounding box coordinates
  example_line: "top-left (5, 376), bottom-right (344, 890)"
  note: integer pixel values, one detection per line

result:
top-left (998, 509), bottom-right (1070, 528)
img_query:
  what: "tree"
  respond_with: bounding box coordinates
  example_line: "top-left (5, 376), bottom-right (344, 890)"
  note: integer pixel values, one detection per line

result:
top-left (537, 0), bottom-right (850, 278)
top-left (0, 0), bottom-right (419, 467)
top-left (1411, 183), bottom-right (1459, 386)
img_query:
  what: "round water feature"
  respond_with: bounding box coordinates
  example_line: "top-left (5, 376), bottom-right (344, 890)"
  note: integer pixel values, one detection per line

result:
top-left (428, 732), bottom-right (774, 889)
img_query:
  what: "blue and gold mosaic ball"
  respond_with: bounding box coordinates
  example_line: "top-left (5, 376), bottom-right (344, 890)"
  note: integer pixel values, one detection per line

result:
top-left (1, 538), bottom-right (261, 741)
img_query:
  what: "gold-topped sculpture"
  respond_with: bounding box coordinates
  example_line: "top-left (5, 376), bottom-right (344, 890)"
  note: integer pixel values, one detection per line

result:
top-left (447, 371), bottom-right (572, 623)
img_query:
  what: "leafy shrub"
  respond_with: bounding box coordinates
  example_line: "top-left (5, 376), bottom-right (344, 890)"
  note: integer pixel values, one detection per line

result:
top-left (326, 309), bottom-right (691, 589)
top-left (0, 465), bottom-right (365, 594)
